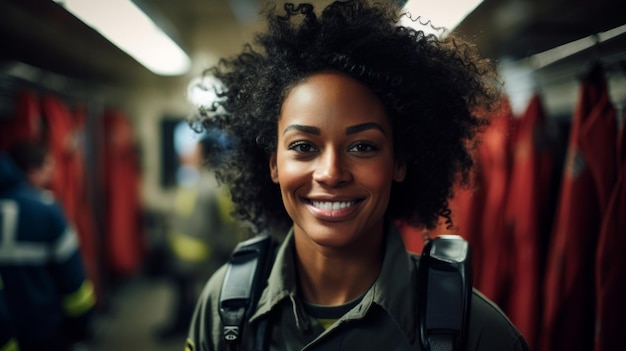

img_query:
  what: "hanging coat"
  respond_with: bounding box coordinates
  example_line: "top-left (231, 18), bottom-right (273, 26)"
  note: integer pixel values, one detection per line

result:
top-left (504, 95), bottom-right (555, 350)
top-left (69, 105), bottom-right (99, 297)
top-left (41, 95), bottom-right (76, 221)
top-left (102, 110), bottom-right (143, 276)
top-left (444, 171), bottom-right (488, 286)
top-left (0, 89), bottom-right (40, 151)
top-left (594, 113), bottom-right (626, 351)
top-left (473, 98), bottom-right (517, 308)
top-left (540, 66), bottom-right (617, 351)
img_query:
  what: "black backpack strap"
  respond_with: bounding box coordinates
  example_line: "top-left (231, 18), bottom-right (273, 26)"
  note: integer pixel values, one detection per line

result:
top-left (219, 235), bottom-right (276, 349)
top-left (418, 235), bottom-right (472, 351)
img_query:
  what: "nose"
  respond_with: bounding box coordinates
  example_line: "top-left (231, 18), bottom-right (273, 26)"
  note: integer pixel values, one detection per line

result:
top-left (312, 148), bottom-right (352, 187)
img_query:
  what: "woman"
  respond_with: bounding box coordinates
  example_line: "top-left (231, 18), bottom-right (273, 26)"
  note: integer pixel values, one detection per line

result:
top-left (186, 1), bottom-right (529, 350)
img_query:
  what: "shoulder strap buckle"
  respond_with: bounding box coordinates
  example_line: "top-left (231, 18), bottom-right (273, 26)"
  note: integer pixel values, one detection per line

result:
top-left (418, 234), bottom-right (472, 351)
top-left (219, 235), bottom-right (275, 345)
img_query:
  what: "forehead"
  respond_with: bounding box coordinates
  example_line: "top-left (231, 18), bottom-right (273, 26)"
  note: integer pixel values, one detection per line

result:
top-left (279, 72), bottom-right (390, 128)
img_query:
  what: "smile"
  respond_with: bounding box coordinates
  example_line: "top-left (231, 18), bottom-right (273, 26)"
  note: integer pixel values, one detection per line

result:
top-left (310, 200), bottom-right (356, 210)
top-left (305, 199), bottom-right (363, 221)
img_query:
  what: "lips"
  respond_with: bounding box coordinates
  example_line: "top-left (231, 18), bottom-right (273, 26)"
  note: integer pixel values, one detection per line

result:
top-left (310, 200), bottom-right (356, 210)
top-left (306, 198), bottom-right (363, 220)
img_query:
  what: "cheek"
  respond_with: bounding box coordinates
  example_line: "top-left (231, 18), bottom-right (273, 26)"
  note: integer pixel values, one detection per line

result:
top-left (368, 175), bottom-right (394, 198)
top-left (358, 160), bottom-right (397, 188)
top-left (276, 156), bottom-right (312, 191)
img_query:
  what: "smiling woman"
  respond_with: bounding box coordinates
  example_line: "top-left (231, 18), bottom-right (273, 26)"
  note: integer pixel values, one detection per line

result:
top-left (271, 72), bottom-right (405, 252)
top-left (185, 1), bottom-right (528, 351)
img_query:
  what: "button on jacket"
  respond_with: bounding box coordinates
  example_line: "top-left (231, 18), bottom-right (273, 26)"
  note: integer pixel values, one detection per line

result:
top-left (187, 224), bottom-right (529, 351)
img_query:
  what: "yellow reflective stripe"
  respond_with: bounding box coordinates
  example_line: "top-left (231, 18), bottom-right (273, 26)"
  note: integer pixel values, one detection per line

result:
top-left (216, 188), bottom-right (235, 222)
top-left (63, 280), bottom-right (96, 317)
top-left (174, 188), bottom-right (197, 217)
top-left (0, 338), bottom-right (19, 351)
top-left (169, 232), bottom-right (211, 262)
top-left (317, 318), bottom-right (337, 330)
top-left (216, 189), bottom-right (246, 241)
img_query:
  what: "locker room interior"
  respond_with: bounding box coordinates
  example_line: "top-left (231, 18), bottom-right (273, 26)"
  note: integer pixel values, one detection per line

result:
top-left (1, 0), bottom-right (625, 350)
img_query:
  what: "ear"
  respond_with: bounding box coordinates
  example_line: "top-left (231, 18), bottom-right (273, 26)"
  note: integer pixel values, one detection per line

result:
top-left (393, 159), bottom-right (406, 182)
top-left (269, 153), bottom-right (279, 183)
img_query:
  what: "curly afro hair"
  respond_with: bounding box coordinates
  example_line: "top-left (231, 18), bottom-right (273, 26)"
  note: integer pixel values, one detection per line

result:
top-left (193, 0), bottom-right (502, 235)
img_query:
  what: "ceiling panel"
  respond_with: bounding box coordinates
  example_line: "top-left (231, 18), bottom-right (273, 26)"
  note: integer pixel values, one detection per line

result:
top-left (1, 0), bottom-right (624, 87)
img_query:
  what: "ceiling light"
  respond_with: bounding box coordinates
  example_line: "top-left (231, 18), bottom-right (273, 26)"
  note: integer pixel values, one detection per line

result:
top-left (400, 0), bottom-right (484, 37)
top-left (528, 24), bottom-right (626, 69)
top-left (53, 0), bottom-right (191, 76)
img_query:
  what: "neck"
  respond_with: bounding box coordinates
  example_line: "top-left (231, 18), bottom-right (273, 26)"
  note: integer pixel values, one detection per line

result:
top-left (293, 226), bottom-right (385, 306)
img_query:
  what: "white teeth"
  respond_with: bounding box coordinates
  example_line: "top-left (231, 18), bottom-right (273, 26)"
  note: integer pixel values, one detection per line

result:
top-left (311, 201), bottom-right (355, 210)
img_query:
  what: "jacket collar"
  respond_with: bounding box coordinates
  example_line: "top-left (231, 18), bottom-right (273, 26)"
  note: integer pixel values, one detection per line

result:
top-left (250, 223), bottom-right (418, 342)
top-left (366, 223), bottom-right (418, 342)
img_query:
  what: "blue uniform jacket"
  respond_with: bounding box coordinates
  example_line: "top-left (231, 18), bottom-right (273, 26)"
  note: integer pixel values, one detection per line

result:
top-left (0, 154), bottom-right (95, 344)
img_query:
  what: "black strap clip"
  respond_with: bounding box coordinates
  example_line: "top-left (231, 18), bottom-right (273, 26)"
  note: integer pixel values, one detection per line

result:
top-left (418, 235), bottom-right (472, 351)
top-left (219, 235), bottom-right (275, 345)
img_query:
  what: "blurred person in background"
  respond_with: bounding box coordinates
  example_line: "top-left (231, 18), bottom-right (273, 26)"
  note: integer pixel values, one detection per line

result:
top-left (157, 125), bottom-right (245, 340)
top-left (0, 141), bottom-right (96, 351)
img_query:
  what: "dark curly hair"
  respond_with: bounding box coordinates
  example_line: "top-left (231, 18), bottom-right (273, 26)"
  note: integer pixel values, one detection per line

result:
top-left (193, 0), bottom-right (501, 235)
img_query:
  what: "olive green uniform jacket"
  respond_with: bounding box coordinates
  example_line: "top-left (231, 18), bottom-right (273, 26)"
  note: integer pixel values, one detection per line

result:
top-left (186, 225), bottom-right (529, 351)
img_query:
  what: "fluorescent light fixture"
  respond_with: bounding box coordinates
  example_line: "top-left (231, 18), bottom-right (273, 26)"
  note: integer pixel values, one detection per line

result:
top-left (528, 24), bottom-right (626, 69)
top-left (54, 0), bottom-right (191, 76)
top-left (400, 0), bottom-right (484, 37)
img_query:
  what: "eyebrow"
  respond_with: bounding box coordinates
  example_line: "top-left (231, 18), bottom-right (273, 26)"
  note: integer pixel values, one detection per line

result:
top-left (346, 122), bottom-right (385, 135)
top-left (282, 122), bottom-right (385, 136)
top-left (283, 124), bottom-right (320, 135)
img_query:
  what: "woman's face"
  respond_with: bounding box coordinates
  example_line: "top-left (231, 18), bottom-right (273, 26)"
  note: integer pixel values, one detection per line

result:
top-left (270, 72), bottom-right (406, 249)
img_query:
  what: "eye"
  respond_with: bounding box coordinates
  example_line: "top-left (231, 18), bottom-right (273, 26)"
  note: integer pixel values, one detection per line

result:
top-left (348, 142), bottom-right (378, 153)
top-left (288, 141), bottom-right (318, 153)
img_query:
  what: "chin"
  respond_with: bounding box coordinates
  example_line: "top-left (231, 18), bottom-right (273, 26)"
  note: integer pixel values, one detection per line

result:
top-left (296, 222), bottom-right (365, 248)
